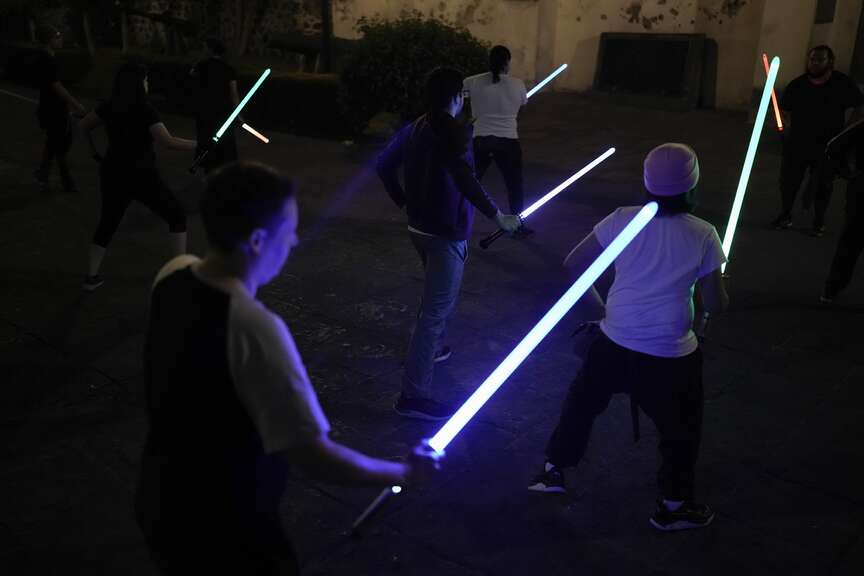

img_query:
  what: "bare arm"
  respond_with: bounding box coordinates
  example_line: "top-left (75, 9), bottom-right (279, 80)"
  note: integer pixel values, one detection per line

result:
top-left (563, 232), bottom-right (606, 310)
top-left (150, 122), bottom-right (196, 151)
top-left (51, 81), bottom-right (86, 115)
top-left (282, 436), bottom-right (416, 486)
top-left (697, 268), bottom-right (729, 315)
top-left (78, 111), bottom-right (103, 160)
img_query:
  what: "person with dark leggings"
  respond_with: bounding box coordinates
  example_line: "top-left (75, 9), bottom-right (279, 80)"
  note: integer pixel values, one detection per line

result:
top-left (78, 62), bottom-right (196, 291)
top-left (528, 144), bottom-right (728, 532)
top-left (190, 37), bottom-right (241, 173)
top-left (771, 45), bottom-right (863, 236)
top-left (464, 45), bottom-right (532, 237)
top-left (822, 119), bottom-right (864, 302)
top-left (33, 25), bottom-right (86, 194)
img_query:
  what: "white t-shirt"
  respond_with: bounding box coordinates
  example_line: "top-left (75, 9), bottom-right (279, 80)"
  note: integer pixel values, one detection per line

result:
top-left (463, 72), bottom-right (527, 139)
top-left (593, 207), bottom-right (727, 358)
top-left (154, 256), bottom-right (331, 453)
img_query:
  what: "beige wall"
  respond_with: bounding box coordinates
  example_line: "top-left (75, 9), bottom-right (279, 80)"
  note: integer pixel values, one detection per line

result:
top-left (331, 0), bottom-right (863, 110)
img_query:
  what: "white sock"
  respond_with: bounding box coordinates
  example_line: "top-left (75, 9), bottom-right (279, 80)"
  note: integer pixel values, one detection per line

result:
top-left (663, 499), bottom-right (684, 511)
top-left (544, 462), bottom-right (557, 472)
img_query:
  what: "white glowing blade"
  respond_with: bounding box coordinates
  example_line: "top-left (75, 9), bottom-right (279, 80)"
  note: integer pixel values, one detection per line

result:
top-left (520, 147), bottom-right (615, 219)
top-left (527, 63), bottom-right (569, 99)
top-left (214, 68), bottom-right (271, 141)
top-left (242, 122), bottom-right (269, 143)
top-left (424, 202), bottom-right (658, 453)
top-left (721, 57), bottom-right (779, 273)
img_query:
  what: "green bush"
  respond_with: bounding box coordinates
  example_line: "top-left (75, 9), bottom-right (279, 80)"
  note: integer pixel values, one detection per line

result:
top-left (340, 11), bottom-right (489, 134)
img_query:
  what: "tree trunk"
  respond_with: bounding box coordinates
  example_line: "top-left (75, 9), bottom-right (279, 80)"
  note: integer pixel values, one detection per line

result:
top-left (82, 12), bottom-right (95, 56)
top-left (321, 0), bottom-right (333, 73)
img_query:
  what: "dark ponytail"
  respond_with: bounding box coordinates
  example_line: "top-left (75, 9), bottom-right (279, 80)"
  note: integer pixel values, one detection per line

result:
top-left (489, 45), bottom-right (511, 84)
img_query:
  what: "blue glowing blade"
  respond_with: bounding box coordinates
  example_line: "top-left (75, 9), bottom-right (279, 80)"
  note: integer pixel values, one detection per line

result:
top-left (720, 57), bottom-right (779, 273)
top-left (520, 147), bottom-right (615, 219)
top-left (425, 202), bottom-right (658, 454)
top-left (213, 68), bottom-right (271, 142)
top-left (527, 63), bottom-right (568, 99)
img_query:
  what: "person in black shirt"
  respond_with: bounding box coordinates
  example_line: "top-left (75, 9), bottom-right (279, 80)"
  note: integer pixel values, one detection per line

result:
top-left (771, 45), bottom-right (864, 236)
top-left (377, 67), bottom-right (521, 421)
top-left (33, 25), bottom-right (86, 194)
top-left (77, 62), bottom-right (196, 291)
top-left (822, 119), bottom-right (864, 302)
top-left (139, 162), bottom-right (442, 575)
top-left (190, 37), bottom-right (241, 173)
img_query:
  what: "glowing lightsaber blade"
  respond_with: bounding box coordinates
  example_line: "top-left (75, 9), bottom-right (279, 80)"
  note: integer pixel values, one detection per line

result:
top-left (720, 56), bottom-right (779, 274)
top-left (762, 54), bottom-right (783, 132)
top-left (241, 122), bottom-right (269, 143)
top-left (215, 68), bottom-right (271, 141)
top-left (351, 202), bottom-right (659, 534)
top-left (480, 147), bottom-right (616, 249)
top-left (527, 63), bottom-right (568, 99)
top-left (190, 68), bottom-right (271, 172)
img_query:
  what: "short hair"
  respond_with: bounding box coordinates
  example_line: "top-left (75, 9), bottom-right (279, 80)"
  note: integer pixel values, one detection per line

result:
top-left (490, 45), bottom-right (511, 83)
top-left (810, 45), bottom-right (835, 62)
top-left (201, 162), bottom-right (296, 252)
top-left (205, 37), bottom-right (226, 57)
top-left (36, 25), bottom-right (60, 45)
top-left (646, 187), bottom-right (697, 215)
top-left (425, 67), bottom-right (464, 110)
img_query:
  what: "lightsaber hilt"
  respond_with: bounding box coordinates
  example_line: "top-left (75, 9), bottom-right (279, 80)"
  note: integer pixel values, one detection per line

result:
top-left (349, 486), bottom-right (400, 537)
top-left (189, 145), bottom-right (212, 174)
top-left (479, 228), bottom-right (505, 249)
top-left (479, 147), bottom-right (616, 250)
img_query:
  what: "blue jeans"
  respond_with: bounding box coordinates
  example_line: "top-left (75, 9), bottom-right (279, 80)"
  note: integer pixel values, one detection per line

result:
top-left (402, 232), bottom-right (468, 400)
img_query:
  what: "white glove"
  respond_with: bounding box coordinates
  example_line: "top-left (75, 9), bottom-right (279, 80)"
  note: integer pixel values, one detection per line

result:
top-left (494, 211), bottom-right (521, 233)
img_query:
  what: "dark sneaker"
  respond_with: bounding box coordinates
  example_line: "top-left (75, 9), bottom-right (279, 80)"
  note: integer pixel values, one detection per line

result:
top-left (808, 225), bottom-right (826, 238)
top-left (33, 170), bottom-right (49, 192)
top-left (433, 346), bottom-right (452, 363)
top-left (527, 465), bottom-right (566, 494)
top-left (82, 274), bottom-right (104, 292)
top-left (394, 396), bottom-right (454, 421)
top-left (770, 214), bottom-right (792, 230)
top-left (649, 499), bottom-right (715, 531)
top-left (513, 225), bottom-right (535, 239)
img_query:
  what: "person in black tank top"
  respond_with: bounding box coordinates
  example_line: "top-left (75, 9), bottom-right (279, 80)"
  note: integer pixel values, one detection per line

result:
top-left (190, 37), bottom-right (241, 173)
top-left (138, 162), bottom-right (443, 574)
top-left (77, 62), bottom-right (197, 292)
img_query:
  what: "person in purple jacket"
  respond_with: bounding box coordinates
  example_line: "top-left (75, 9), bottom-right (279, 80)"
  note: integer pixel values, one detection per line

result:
top-left (377, 67), bottom-right (521, 421)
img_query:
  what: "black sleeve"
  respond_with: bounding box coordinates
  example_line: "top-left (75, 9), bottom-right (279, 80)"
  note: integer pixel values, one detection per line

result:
top-left (95, 101), bottom-right (110, 121)
top-left (143, 103), bottom-right (162, 128)
top-left (227, 63), bottom-right (237, 82)
top-left (779, 78), bottom-right (797, 112)
top-left (441, 119), bottom-right (499, 219)
top-left (376, 124), bottom-right (409, 209)
top-left (826, 119), bottom-right (864, 177)
top-left (843, 75), bottom-right (864, 109)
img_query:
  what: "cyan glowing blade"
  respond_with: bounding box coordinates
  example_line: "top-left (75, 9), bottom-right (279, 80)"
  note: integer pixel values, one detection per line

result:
top-left (520, 147), bottom-right (615, 219)
top-left (527, 63), bottom-right (568, 99)
top-left (427, 202), bottom-right (658, 453)
top-left (213, 68), bottom-right (271, 142)
top-left (720, 56), bottom-right (779, 273)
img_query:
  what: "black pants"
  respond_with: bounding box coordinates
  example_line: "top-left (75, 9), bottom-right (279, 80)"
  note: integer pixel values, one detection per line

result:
top-left (473, 136), bottom-right (524, 214)
top-left (825, 175), bottom-right (864, 298)
top-left (545, 334), bottom-right (704, 501)
top-left (37, 116), bottom-right (75, 191)
top-left (779, 145), bottom-right (834, 227)
top-left (92, 164), bottom-right (186, 248)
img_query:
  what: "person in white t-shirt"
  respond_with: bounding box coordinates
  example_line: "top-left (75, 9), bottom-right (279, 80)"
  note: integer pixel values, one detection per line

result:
top-left (464, 45), bottom-right (533, 237)
top-left (527, 143), bottom-right (729, 532)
